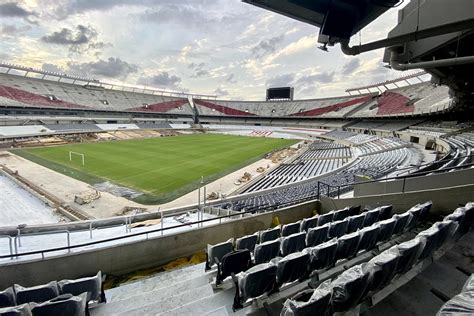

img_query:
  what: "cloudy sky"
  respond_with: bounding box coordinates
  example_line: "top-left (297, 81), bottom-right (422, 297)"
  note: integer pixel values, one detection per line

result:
top-left (0, 0), bottom-right (413, 100)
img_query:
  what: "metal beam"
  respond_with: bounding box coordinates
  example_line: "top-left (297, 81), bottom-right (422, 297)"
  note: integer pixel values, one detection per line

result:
top-left (340, 18), bottom-right (474, 56)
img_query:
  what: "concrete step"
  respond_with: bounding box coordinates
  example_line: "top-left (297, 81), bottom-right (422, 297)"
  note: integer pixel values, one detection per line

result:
top-left (93, 274), bottom-right (213, 315)
top-left (117, 284), bottom-right (215, 316)
top-left (160, 289), bottom-right (243, 316)
top-left (106, 263), bottom-right (210, 302)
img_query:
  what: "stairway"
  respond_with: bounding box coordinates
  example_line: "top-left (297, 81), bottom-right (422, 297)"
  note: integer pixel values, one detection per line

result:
top-left (90, 263), bottom-right (240, 316)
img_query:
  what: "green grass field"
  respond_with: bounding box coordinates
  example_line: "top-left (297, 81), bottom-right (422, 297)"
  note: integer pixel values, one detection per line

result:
top-left (13, 134), bottom-right (296, 204)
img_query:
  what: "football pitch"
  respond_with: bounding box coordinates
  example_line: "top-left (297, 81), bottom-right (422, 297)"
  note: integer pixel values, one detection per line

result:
top-left (14, 134), bottom-right (296, 204)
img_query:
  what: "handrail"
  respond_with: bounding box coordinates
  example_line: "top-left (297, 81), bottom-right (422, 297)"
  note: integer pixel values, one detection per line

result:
top-left (0, 206), bottom-right (278, 260)
top-left (15, 230), bottom-right (71, 254)
top-left (0, 235), bottom-right (16, 260)
top-left (318, 159), bottom-right (474, 198)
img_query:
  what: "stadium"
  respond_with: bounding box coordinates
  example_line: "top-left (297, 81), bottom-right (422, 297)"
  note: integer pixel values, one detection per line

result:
top-left (0, 0), bottom-right (473, 315)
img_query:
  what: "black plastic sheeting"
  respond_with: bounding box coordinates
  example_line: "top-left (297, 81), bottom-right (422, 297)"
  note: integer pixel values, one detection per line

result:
top-left (306, 224), bottom-right (329, 247)
top-left (304, 238), bottom-right (338, 270)
top-left (282, 222), bottom-right (301, 237)
top-left (357, 225), bottom-right (380, 252)
top-left (274, 252), bottom-right (310, 286)
top-left (300, 216), bottom-right (318, 232)
top-left (377, 218), bottom-right (396, 243)
top-left (280, 232), bottom-right (306, 257)
top-left (254, 239), bottom-right (281, 264)
top-left (347, 213), bottom-right (366, 233)
top-left (363, 208), bottom-right (380, 227)
top-left (317, 212), bottom-right (334, 226)
top-left (238, 262), bottom-right (277, 303)
top-left (236, 234), bottom-right (259, 253)
top-left (329, 219), bottom-right (349, 239)
top-left (366, 251), bottom-right (399, 293)
top-left (336, 231), bottom-right (360, 261)
top-left (331, 264), bottom-right (370, 312)
top-left (388, 238), bottom-right (424, 275)
top-left (14, 281), bottom-right (60, 305)
top-left (260, 226), bottom-right (281, 243)
top-left (30, 293), bottom-right (87, 316)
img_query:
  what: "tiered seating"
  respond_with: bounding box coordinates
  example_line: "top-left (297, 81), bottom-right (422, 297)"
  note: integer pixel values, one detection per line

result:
top-left (244, 141), bottom-right (352, 193)
top-left (0, 271), bottom-right (105, 315)
top-left (227, 202), bottom-right (435, 310)
top-left (0, 84), bottom-right (89, 109)
top-left (376, 92), bottom-right (413, 115)
top-left (281, 202), bottom-right (472, 315)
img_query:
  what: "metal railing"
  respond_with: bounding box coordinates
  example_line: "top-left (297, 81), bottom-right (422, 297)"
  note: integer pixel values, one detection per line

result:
top-left (0, 207), bottom-right (281, 261)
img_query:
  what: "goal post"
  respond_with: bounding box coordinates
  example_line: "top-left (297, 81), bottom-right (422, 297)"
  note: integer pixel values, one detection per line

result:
top-left (69, 151), bottom-right (85, 166)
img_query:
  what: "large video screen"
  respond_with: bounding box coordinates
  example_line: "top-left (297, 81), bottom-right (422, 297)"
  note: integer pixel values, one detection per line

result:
top-left (266, 87), bottom-right (294, 101)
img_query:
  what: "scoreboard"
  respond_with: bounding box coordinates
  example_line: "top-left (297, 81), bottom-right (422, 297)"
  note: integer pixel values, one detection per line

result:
top-left (266, 87), bottom-right (294, 101)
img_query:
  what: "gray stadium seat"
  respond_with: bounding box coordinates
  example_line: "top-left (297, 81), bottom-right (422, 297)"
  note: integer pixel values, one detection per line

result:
top-left (417, 225), bottom-right (442, 260)
top-left (378, 205), bottom-right (393, 220)
top-left (390, 238), bottom-right (424, 274)
top-left (281, 280), bottom-right (332, 316)
top-left (58, 271), bottom-right (103, 302)
top-left (357, 225), bottom-right (380, 252)
top-left (333, 207), bottom-right (350, 221)
top-left (206, 239), bottom-right (234, 270)
top-left (236, 234), bottom-right (258, 253)
top-left (14, 281), bottom-right (60, 305)
top-left (254, 239), bottom-right (281, 264)
top-left (392, 212), bottom-right (411, 235)
top-left (281, 222), bottom-right (301, 237)
top-left (347, 213), bottom-right (366, 233)
top-left (233, 263), bottom-right (277, 310)
top-left (363, 208), bottom-right (380, 227)
top-left (317, 212), bottom-right (334, 226)
top-left (365, 251), bottom-right (399, 292)
top-left (300, 216), bottom-right (319, 232)
top-left (306, 224), bottom-right (329, 247)
top-left (406, 205), bottom-right (423, 230)
top-left (336, 231), bottom-right (361, 261)
top-left (377, 218), bottom-right (396, 243)
top-left (331, 264), bottom-right (371, 312)
top-left (304, 238), bottom-right (338, 271)
top-left (30, 293), bottom-right (87, 316)
top-left (0, 287), bottom-right (16, 308)
top-left (259, 226), bottom-right (281, 243)
top-left (274, 252), bottom-right (310, 286)
top-left (280, 232), bottom-right (306, 257)
top-left (0, 303), bottom-right (32, 316)
top-left (216, 249), bottom-right (252, 286)
top-left (329, 219), bottom-right (349, 239)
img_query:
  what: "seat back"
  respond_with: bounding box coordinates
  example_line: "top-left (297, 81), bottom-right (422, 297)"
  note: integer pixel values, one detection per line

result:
top-left (239, 263), bottom-right (277, 303)
top-left (336, 231), bottom-right (360, 261)
top-left (348, 205), bottom-right (361, 216)
top-left (378, 205), bottom-right (393, 221)
top-left (281, 280), bottom-right (332, 316)
top-left (0, 303), bottom-right (31, 316)
top-left (392, 212), bottom-right (411, 235)
top-left (377, 218), bottom-right (396, 243)
top-left (300, 216), bottom-right (318, 232)
top-left (347, 213), bottom-right (366, 233)
top-left (0, 287), bottom-right (16, 308)
top-left (366, 251), bottom-right (399, 292)
top-left (406, 205), bottom-right (423, 230)
top-left (281, 222), bottom-right (301, 237)
top-left (417, 226), bottom-right (441, 260)
top-left (207, 239), bottom-right (234, 268)
top-left (391, 238), bottom-right (424, 274)
top-left (218, 250), bottom-right (252, 284)
top-left (305, 238), bottom-right (338, 271)
top-left (30, 293), bottom-right (87, 316)
top-left (275, 252), bottom-right (310, 286)
top-left (14, 282), bottom-right (60, 305)
top-left (306, 224), bottom-right (329, 247)
top-left (58, 271), bottom-right (102, 302)
top-left (254, 239), bottom-right (281, 264)
top-left (328, 219), bottom-right (349, 239)
top-left (331, 264), bottom-right (370, 312)
top-left (333, 207), bottom-right (349, 221)
top-left (357, 225), bottom-right (380, 252)
top-left (236, 234), bottom-right (258, 253)
top-left (280, 232), bottom-right (306, 257)
top-left (260, 226), bottom-right (281, 243)
top-left (317, 212), bottom-right (334, 226)
top-left (363, 208), bottom-right (380, 227)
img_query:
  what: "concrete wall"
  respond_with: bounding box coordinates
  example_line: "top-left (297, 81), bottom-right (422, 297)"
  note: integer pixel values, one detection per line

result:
top-left (320, 184), bottom-right (474, 216)
top-left (354, 168), bottom-right (474, 196)
top-left (0, 201), bottom-right (317, 288)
